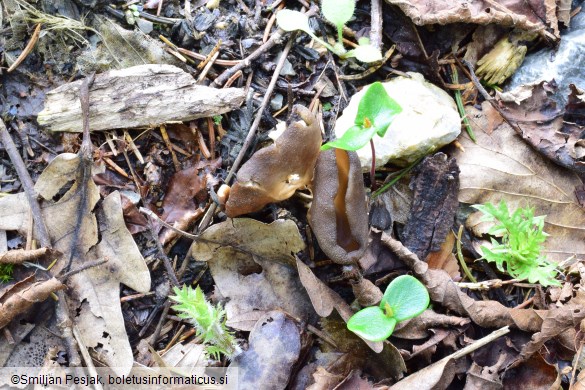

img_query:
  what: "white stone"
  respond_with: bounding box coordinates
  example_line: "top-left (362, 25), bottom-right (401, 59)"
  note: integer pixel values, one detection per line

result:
top-left (333, 72), bottom-right (461, 170)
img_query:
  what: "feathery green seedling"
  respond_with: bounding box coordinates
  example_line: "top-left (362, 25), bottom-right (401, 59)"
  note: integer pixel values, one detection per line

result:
top-left (473, 201), bottom-right (560, 287)
top-left (347, 275), bottom-right (429, 342)
top-left (170, 285), bottom-right (239, 360)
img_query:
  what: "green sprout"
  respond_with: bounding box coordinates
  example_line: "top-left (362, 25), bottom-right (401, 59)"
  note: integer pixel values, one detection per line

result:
top-left (321, 82), bottom-right (401, 189)
top-left (276, 0), bottom-right (382, 63)
top-left (0, 264), bottom-right (14, 283)
top-left (321, 82), bottom-right (401, 151)
top-left (170, 285), bottom-right (239, 360)
top-left (473, 201), bottom-right (560, 287)
top-left (212, 115), bottom-right (222, 125)
top-left (347, 275), bottom-right (429, 342)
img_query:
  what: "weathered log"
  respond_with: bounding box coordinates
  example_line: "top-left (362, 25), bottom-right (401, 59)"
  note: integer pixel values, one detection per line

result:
top-left (37, 64), bottom-right (246, 132)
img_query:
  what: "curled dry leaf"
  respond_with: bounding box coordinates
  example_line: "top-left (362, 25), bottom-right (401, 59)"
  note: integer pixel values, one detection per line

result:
top-left (225, 105), bottom-right (322, 217)
top-left (0, 275), bottom-right (64, 329)
top-left (497, 82), bottom-right (585, 175)
top-left (0, 247), bottom-right (60, 265)
top-left (456, 104), bottom-right (585, 263)
top-left (392, 309), bottom-right (470, 340)
top-left (308, 149), bottom-right (369, 265)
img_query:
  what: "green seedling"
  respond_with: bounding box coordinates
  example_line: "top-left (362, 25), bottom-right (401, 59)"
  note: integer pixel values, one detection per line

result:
top-left (347, 275), bottom-right (429, 342)
top-left (473, 201), bottom-right (560, 287)
top-left (321, 81), bottom-right (401, 189)
top-left (321, 82), bottom-right (401, 151)
top-left (276, 0), bottom-right (382, 63)
top-left (0, 264), bottom-right (14, 283)
top-left (170, 285), bottom-right (239, 360)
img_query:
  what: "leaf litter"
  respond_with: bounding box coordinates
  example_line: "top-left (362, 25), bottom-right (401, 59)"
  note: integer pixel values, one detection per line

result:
top-left (1, 0), bottom-right (585, 388)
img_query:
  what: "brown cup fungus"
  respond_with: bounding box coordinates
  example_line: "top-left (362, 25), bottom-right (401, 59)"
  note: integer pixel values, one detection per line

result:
top-left (225, 105), bottom-right (322, 217)
top-left (308, 149), bottom-right (369, 265)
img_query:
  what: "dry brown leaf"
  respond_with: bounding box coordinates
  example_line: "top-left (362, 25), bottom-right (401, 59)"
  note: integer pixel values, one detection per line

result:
top-left (503, 353), bottom-right (559, 389)
top-left (0, 275), bottom-right (64, 329)
top-left (0, 154), bottom-right (150, 374)
top-left (496, 82), bottom-right (585, 175)
top-left (189, 218), bottom-right (315, 328)
top-left (230, 310), bottom-right (301, 390)
top-left (426, 231), bottom-right (462, 281)
top-left (455, 104), bottom-right (585, 263)
top-left (385, 0), bottom-right (559, 39)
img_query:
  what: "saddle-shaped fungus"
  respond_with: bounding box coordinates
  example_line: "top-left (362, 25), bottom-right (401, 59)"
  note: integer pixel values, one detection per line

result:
top-left (225, 105), bottom-right (322, 217)
top-left (308, 149), bottom-right (369, 265)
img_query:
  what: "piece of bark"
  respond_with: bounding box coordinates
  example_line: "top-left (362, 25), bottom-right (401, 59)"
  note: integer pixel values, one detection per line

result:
top-left (37, 64), bottom-right (246, 132)
top-left (402, 153), bottom-right (460, 260)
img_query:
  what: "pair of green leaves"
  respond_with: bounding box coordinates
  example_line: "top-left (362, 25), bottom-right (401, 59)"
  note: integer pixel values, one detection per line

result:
top-left (276, 0), bottom-right (382, 63)
top-left (347, 275), bottom-right (430, 342)
top-left (321, 82), bottom-right (402, 151)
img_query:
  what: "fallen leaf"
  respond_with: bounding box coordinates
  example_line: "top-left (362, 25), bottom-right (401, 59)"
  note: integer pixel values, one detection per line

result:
top-left (230, 310), bottom-right (301, 390)
top-left (496, 82), bottom-right (585, 174)
top-left (455, 104), bottom-right (585, 263)
top-left (158, 159), bottom-right (220, 244)
top-left (189, 218), bottom-right (316, 328)
top-left (0, 154), bottom-right (150, 374)
top-left (385, 0), bottom-right (559, 39)
top-left (503, 353), bottom-right (559, 389)
top-left (426, 232), bottom-right (462, 281)
top-left (0, 275), bottom-right (64, 329)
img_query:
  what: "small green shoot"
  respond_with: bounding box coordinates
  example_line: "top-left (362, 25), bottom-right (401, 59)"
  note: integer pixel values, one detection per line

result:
top-left (347, 275), bottom-right (429, 342)
top-left (321, 82), bottom-right (402, 151)
top-left (170, 285), bottom-right (239, 360)
top-left (0, 264), bottom-right (14, 283)
top-left (276, 0), bottom-right (382, 63)
top-left (473, 201), bottom-right (560, 287)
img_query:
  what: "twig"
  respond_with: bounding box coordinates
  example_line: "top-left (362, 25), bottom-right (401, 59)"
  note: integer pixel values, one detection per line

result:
top-left (145, 214), bottom-right (180, 287)
top-left (58, 259), bottom-right (108, 281)
top-left (72, 325), bottom-right (103, 390)
top-left (7, 23), bottom-right (41, 73)
top-left (369, 0), bottom-right (383, 50)
top-left (0, 119), bottom-right (50, 248)
top-left (224, 34), bottom-right (297, 184)
top-left (455, 278), bottom-right (520, 291)
top-left (65, 73), bottom-right (95, 272)
top-left (211, 7), bottom-right (317, 88)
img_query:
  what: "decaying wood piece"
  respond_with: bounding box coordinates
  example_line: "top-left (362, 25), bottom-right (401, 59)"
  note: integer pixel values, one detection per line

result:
top-left (37, 64), bottom-right (246, 132)
top-left (402, 153), bottom-right (460, 260)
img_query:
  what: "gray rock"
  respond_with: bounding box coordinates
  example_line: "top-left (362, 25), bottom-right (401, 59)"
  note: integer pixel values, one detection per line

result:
top-left (333, 72), bottom-right (461, 170)
top-left (507, 11), bottom-right (585, 105)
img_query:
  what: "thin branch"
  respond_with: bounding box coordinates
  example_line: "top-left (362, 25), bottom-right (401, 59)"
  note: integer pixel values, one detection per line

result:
top-left (0, 119), bottom-right (50, 248)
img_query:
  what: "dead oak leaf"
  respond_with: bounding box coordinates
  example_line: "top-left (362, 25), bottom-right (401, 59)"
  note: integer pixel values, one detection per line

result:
top-left (0, 154), bottom-right (150, 375)
top-left (455, 104), bottom-right (585, 263)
